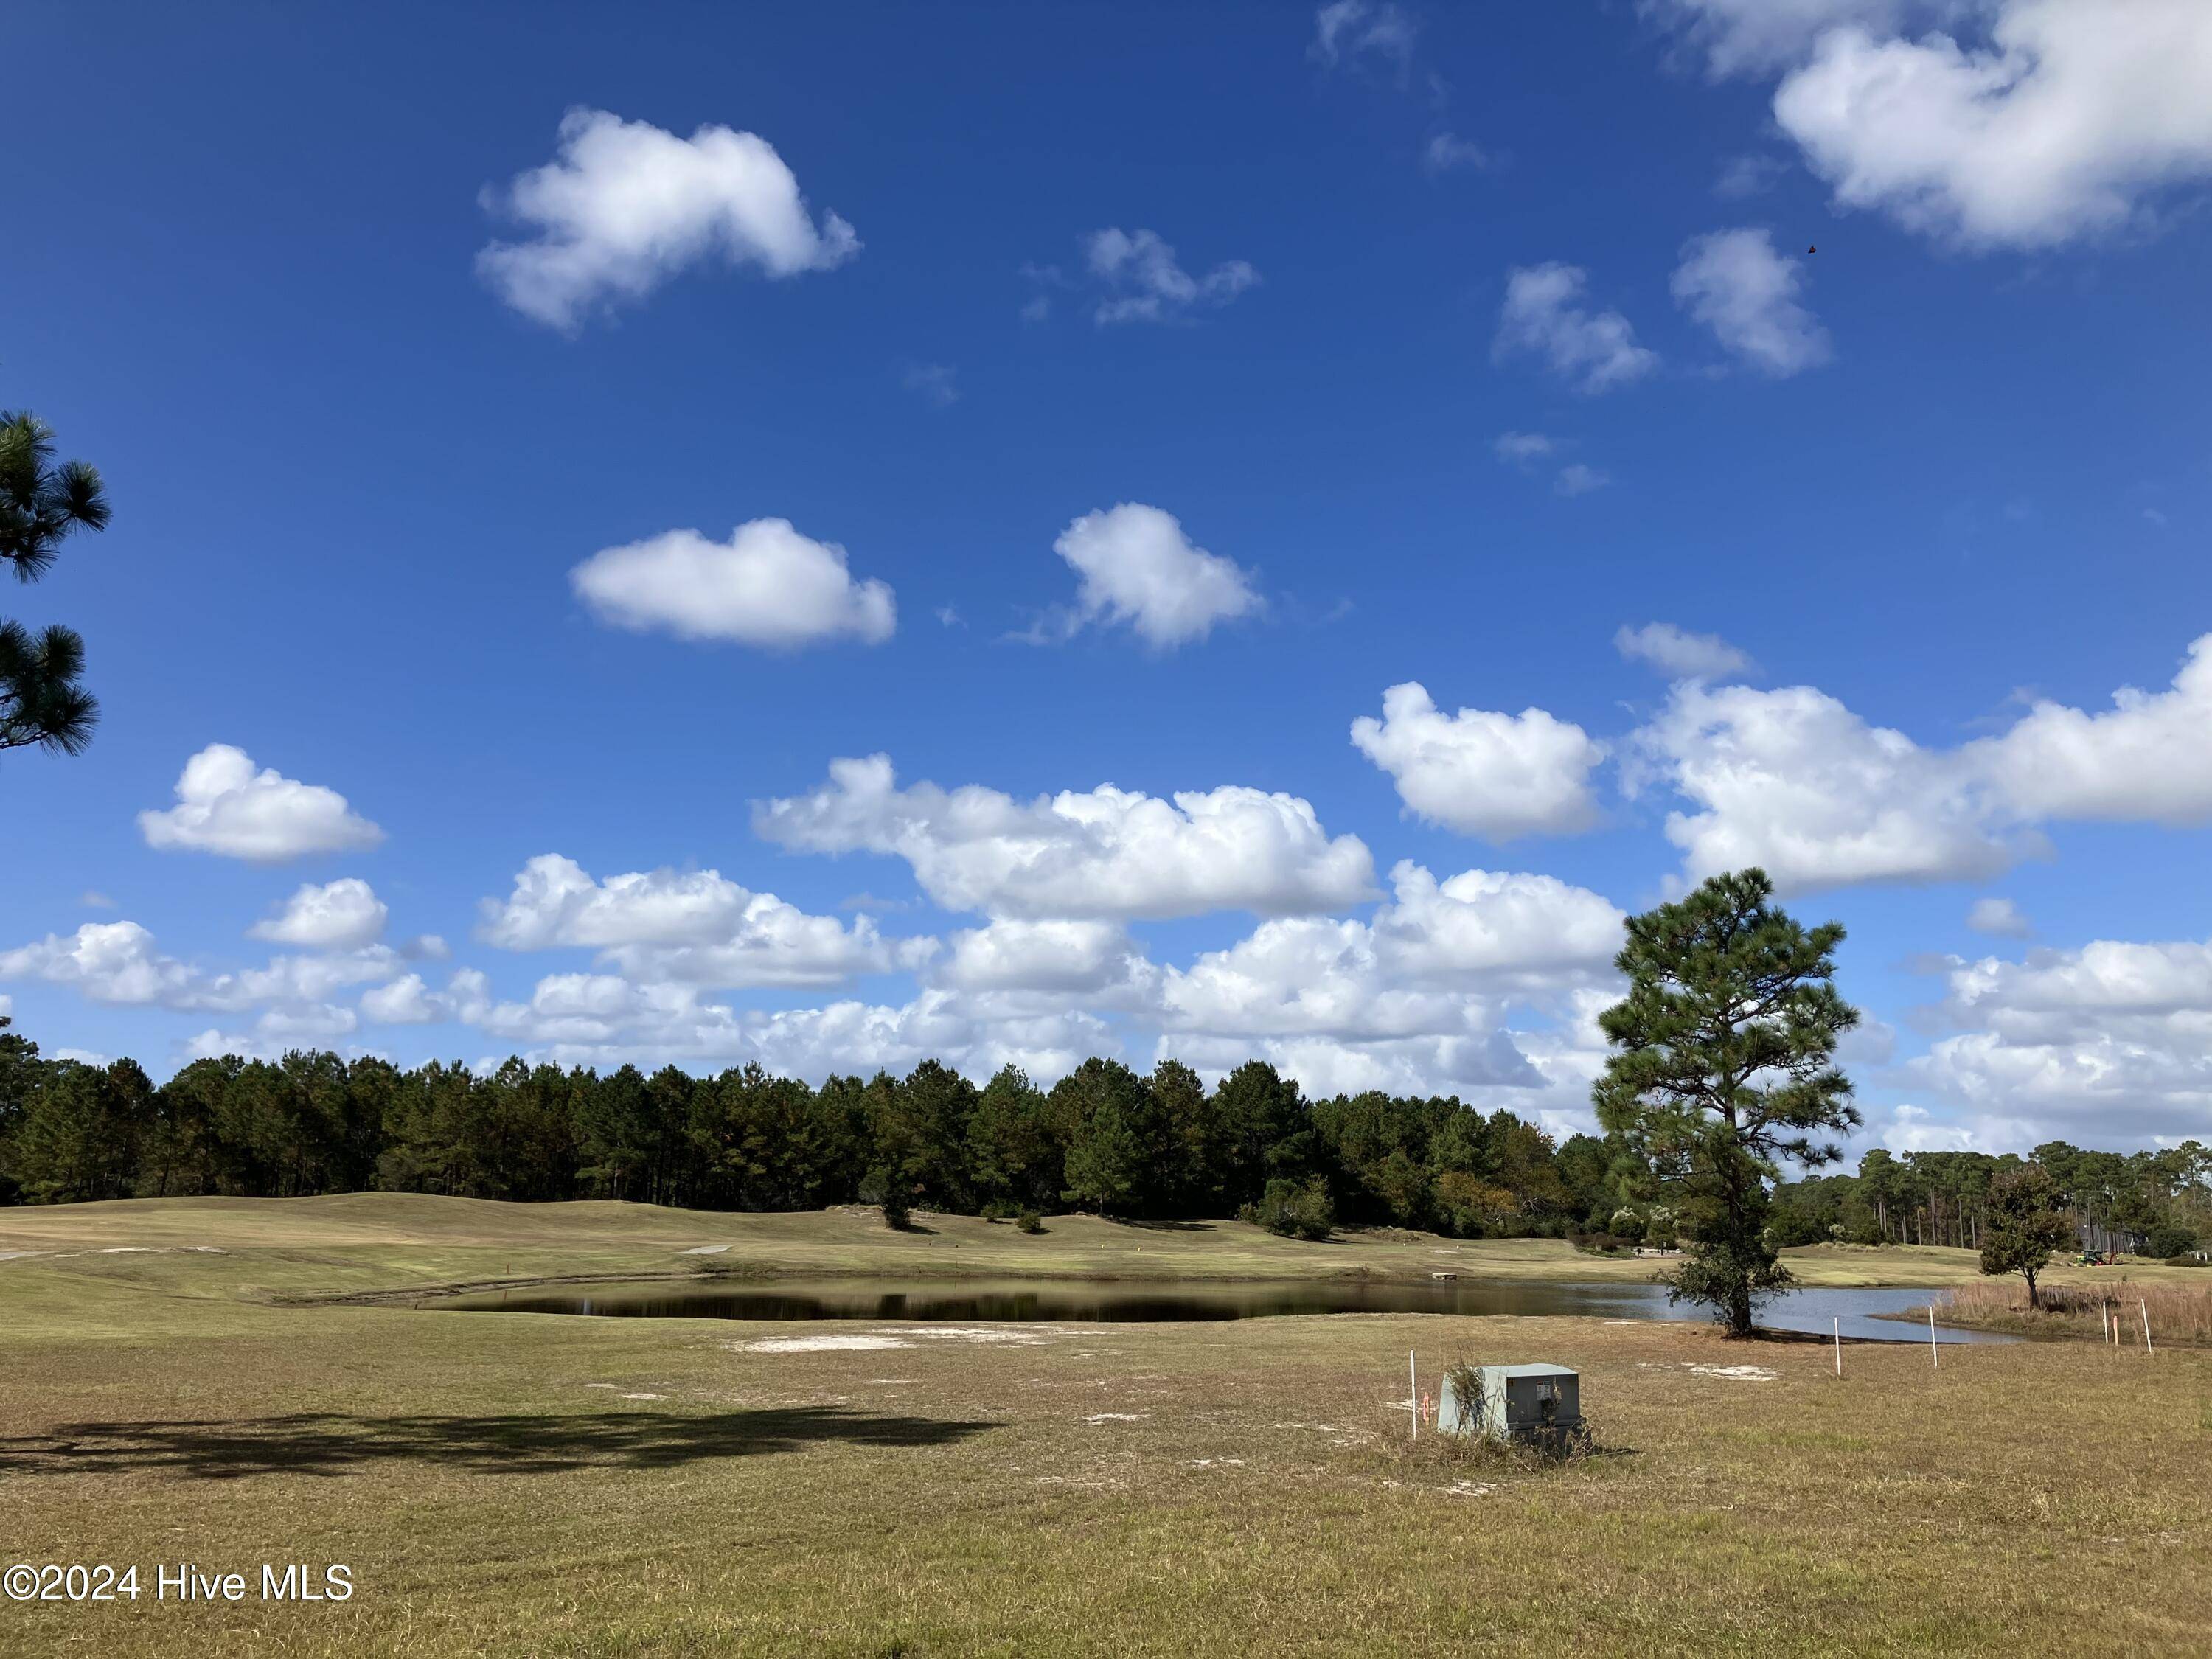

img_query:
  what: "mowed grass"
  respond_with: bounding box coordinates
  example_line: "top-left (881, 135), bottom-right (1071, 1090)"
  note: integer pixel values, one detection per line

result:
top-left (2, 1197), bottom-right (2208, 1656)
top-left (4, 1192), bottom-right (2199, 1315)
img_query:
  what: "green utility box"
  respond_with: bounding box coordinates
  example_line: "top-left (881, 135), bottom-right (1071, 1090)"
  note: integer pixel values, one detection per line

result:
top-left (1438, 1363), bottom-right (1582, 1446)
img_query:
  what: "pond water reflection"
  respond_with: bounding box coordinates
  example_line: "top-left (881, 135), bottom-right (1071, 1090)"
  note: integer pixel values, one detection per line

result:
top-left (436, 1277), bottom-right (2013, 1343)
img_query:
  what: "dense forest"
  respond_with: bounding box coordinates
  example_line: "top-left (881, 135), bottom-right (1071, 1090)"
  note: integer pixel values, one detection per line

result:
top-left (1, 1018), bottom-right (2205, 1258)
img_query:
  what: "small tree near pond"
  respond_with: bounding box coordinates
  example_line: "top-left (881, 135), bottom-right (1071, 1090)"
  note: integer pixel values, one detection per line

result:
top-left (1594, 869), bottom-right (1861, 1338)
top-left (1242, 1175), bottom-right (1333, 1241)
top-left (1978, 1162), bottom-right (2072, 1310)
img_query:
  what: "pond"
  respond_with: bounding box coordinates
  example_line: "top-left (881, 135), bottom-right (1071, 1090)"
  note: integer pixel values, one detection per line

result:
top-left (434, 1277), bottom-right (2014, 1343)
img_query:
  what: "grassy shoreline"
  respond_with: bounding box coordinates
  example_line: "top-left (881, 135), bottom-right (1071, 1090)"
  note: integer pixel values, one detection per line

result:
top-left (1877, 1278), bottom-right (2212, 1348)
top-left (10, 1192), bottom-right (2204, 1306)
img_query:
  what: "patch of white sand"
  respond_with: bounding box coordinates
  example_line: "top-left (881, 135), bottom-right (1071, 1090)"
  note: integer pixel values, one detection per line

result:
top-left (676, 1245), bottom-right (730, 1256)
top-left (1688, 1363), bottom-right (1778, 1382)
top-left (736, 1335), bottom-right (914, 1353)
top-left (1446, 1480), bottom-right (1498, 1498)
top-left (1188, 1457), bottom-right (1245, 1469)
top-left (619, 1392), bottom-right (665, 1401)
top-left (1082, 1412), bottom-right (1149, 1424)
top-left (0, 1251), bottom-right (42, 1262)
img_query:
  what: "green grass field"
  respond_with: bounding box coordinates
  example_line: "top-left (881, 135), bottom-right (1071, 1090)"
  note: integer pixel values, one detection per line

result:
top-left (3, 1196), bottom-right (2207, 1656)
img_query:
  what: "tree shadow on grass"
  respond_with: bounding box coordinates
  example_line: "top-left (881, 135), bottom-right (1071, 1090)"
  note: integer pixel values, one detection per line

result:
top-left (1110, 1218), bottom-right (1217, 1234)
top-left (0, 1406), bottom-right (996, 1481)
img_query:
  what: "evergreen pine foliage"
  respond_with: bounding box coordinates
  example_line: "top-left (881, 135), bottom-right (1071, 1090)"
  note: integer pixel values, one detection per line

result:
top-left (1593, 869), bottom-right (1862, 1337)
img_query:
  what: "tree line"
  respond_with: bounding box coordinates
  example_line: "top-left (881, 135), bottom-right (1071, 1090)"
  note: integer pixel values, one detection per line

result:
top-left (1773, 1143), bottom-right (2209, 1260)
top-left (1, 1011), bottom-right (2202, 1262)
top-left (0, 1017), bottom-right (1613, 1235)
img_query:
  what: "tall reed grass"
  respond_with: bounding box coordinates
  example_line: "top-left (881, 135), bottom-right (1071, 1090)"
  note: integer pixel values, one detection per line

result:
top-left (1935, 1276), bottom-right (2212, 1346)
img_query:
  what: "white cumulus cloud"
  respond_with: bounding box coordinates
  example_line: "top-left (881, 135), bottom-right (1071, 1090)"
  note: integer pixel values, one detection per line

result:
top-left (1975, 634), bottom-right (2212, 824)
top-left (478, 854), bottom-right (930, 987)
top-left (1666, 1), bottom-right (2212, 251)
top-left (933, 919), bottom-right (1157, 1002)
top-left (1912, 935), bottom-right (2212, 1144)
top-left (754, 754), bottom-right (1376, 922)
top-left (1966, 896), bottom-right (2033, 939)
top-left (139, 745), bottom-right (384, 863)
top-left (1351, 683), bottom-right (1607, 841)
top-left (1646, 0), bottom-right (1924, 77)
top-left (478, 108), bottom-right (857, 331)
top-left (571, 518), bottom-right (895, 648)
top-left (1495, 263), bottom-right (1659, 394)
top-left (1630, 633), bottom-right (2212, 891)
top-left (1628, 681), bottom-right (2025, 891)
top-left (0, 919), bottom-right (408, 1051)
top-left (1082, 229), bottom-right (1259, 327)
top-left (1047, 504), bottom-right (1261, 648)
top-left (1615, 621), bottom-right (1756, 680)
top-left (1154, 860), bottom-right (1624, 1114)
top-left (248, 879), bottom-right (389, 951)
top-left (1671, 228), bottom-right (1832, 375)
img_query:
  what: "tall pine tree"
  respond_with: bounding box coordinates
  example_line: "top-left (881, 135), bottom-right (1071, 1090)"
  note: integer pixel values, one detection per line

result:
top-left (1594, 869), bottom-right (1861, 1337)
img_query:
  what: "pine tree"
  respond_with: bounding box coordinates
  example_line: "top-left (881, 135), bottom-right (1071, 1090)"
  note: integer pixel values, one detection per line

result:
top-left (0, 410), bottom-right (111, 756)
top-left (1594, 869), bottom-right (1862, 1338)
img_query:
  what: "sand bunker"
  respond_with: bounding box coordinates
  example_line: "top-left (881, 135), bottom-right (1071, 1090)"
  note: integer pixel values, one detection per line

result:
top-left (736, 1335), bottom-right (914, 1353)
top-left (731, 1323), bottom-right (1107, 1356)
top-left (16, 1245), bottom-right (231, 1262)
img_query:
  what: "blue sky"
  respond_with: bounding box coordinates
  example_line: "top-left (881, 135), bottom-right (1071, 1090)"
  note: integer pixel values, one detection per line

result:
top-left (7, 0), bottom-right (2212, 1159)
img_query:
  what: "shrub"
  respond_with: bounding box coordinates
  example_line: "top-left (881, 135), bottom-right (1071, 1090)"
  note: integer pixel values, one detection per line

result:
top-left (1241, 1176), bottom-right (1334, 1241)
top-left (2146, 1224), bottom-right (2200, 1260)
top-left (1015, 1211), bottom-right (1044, 1234)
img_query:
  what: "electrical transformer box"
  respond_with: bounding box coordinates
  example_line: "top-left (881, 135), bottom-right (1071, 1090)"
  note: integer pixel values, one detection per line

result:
top-left (1437, 1363), bottom-right (1582, 1444)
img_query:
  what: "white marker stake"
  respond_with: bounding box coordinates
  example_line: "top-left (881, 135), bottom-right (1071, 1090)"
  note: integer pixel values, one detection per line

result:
top-left (1928, 1305), bottom-right (1940, 1369)
top-left (1409, 1351), bottom-right (1418, 1439)
top-left (1833, 1317), bottom-right (1842, 1378)
top-left (2141, 1300), bottom-right (2154, 1354)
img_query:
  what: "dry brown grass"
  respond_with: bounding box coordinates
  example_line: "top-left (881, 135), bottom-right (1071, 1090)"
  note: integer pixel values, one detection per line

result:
top-left (1935, 1276), bottom-right (2212, 1346)
top-left (1, 1211), bottom-right (2210, 1656)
